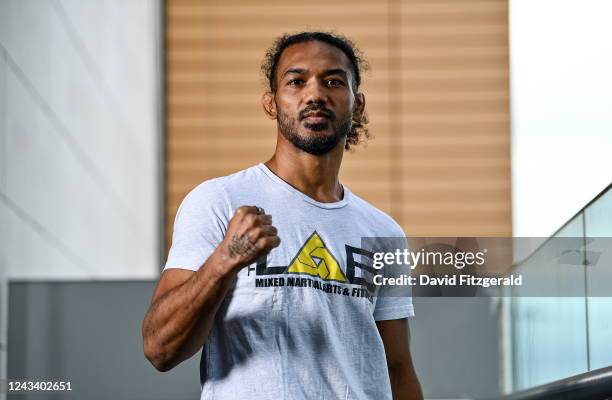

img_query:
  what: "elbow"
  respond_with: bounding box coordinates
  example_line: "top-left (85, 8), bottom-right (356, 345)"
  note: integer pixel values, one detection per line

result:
top-left (148, 356), bottom-right (173, 373)
top-left (143, 337), bottom-right (175, 372)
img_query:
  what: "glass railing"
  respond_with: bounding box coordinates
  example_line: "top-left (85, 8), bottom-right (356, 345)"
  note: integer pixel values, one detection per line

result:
top-left (504, 184), bottom-right (612, 392)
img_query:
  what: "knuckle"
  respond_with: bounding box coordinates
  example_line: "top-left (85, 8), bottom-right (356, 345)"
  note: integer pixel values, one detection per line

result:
top-left (235, 206), bottom-right (249, 217)
top-left (255, 237), bottom-right (268, 249)
top-left (246, 214), bottom-right (257, 225)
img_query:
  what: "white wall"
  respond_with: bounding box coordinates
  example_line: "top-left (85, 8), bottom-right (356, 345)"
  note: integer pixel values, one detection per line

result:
top-left (0, 0), bottom-right (161, 280)
top-left (0, 0), bottom-right (162, 386)
top-left (510, 0), bottom-right (612, 237)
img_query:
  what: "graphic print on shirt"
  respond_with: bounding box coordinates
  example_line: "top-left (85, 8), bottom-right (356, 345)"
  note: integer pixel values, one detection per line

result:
top-left (248, 230), bottom-right (376, 302)
top-left (287, 231), bottom-right (347, 282)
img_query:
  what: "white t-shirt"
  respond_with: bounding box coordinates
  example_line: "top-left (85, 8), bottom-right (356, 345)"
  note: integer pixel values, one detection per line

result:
top-left (164, 163), bottom-right (414, 400)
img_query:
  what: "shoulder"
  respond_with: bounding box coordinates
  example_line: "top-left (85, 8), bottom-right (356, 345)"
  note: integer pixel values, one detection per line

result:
top-left (180, 176), bottom-right (227, 209)
top-left (348, 191), bottom-right (406, 237)
top-left (185, 165), bottom-right (260, 198)
top-left (177, 165), bottom-right (259, 216)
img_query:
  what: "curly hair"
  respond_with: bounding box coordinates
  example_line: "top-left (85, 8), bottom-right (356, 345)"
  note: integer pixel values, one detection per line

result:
top-left (261, 31), bottom-right (371, 151)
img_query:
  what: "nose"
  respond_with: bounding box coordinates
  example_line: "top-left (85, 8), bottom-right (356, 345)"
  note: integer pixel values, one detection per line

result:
top-left (303, 79), bottom-right (328, 106)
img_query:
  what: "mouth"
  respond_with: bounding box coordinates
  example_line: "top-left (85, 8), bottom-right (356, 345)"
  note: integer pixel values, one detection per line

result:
top-left (302, 111), bottom-right (331, 123)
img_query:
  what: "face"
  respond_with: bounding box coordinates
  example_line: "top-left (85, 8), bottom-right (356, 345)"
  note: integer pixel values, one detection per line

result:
top-left (264, 41), bottom-right (364, 155)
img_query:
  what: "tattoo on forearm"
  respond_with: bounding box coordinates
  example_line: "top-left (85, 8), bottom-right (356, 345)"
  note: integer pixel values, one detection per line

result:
top-left (228, 234), bottom-right (257, 258)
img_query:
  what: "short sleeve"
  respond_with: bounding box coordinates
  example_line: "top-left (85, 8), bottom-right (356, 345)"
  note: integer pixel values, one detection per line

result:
top-left (163, 180), bottom-right (230, 272)
top-left (372, 230), bottom-right (415, 321)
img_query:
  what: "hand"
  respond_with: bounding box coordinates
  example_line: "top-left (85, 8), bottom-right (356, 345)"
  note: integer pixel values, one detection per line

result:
top-left (218, 205), bottom-right (280, 271)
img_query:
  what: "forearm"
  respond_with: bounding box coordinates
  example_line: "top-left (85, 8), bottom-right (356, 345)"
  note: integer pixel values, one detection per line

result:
top-left (142, 250), bottom-right (238, 371)
top-left (389, 361), bottom-right (424, 400)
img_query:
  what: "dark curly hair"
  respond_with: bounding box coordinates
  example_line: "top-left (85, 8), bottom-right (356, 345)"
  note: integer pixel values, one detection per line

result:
top-left (261, 31), bottom-right (371, 151)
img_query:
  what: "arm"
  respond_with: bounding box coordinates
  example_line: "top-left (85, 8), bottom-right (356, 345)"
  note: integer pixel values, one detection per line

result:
top-left (377, 318), bottom-right (424, 400)
top-left (142, 206), bottom-right (280, 372)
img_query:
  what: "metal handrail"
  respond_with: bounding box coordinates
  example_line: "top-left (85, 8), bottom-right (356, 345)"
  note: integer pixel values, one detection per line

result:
top-left (495, 365), bottom-right (612, 400)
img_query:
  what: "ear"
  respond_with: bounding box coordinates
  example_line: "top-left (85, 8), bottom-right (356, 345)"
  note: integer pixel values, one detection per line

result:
top-left (261, 91), bottom-right (277, 119)
top-left (353, 92), bottom-right (366, 124)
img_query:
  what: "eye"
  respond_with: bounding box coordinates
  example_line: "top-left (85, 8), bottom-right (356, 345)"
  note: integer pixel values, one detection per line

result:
top-left (326, 78), bottom-right (345, 87)
top-left (288, 79), bottom-right (304, 86)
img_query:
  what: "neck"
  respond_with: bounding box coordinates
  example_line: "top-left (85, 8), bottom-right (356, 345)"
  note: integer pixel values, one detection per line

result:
top-left (265, 136), bottom-right (345, 203)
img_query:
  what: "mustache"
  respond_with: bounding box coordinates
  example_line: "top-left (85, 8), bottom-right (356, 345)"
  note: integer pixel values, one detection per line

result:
top-left (299, 105), bottom-right (335, 120)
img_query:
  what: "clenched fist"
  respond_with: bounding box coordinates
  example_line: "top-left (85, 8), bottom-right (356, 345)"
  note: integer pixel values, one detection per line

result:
top-left (219, 205), bottom-right (280, 270)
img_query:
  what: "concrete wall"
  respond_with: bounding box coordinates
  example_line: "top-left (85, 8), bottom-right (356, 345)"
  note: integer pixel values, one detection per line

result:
top-left (0, 0), bottom-right (162, 280)
top-left (8, 282), bottom-right (501, 400)
top-left (7, 281), bottom-right (200, 400)
top-left (411, 297), bottom-right (501, 399)
top-left (0, 0), bottom-right (163, 390)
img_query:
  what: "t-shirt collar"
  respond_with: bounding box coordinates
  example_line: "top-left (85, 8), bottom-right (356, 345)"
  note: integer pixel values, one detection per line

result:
top-left (257, 163), bottom-right (350, 209)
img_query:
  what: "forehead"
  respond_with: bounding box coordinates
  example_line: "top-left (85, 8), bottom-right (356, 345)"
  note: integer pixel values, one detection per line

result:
top-left (276, 40), bottom-right (353, 77)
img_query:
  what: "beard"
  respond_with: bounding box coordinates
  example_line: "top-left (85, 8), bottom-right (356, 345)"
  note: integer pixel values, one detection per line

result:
top-left (277, 106), bottom-right (352, 156)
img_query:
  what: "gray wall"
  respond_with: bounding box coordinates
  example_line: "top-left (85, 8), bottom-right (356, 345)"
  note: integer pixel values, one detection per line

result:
top-left (411, 297), bottom-right (501, 399)
top-left (8, 281), bottom-right (200, 400)
top-left (8, 282), bottom-right (500, 400)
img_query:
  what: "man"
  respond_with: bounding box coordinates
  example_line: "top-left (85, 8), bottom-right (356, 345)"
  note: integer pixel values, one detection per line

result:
top-left (142, 31), bottom-right (423, 400)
